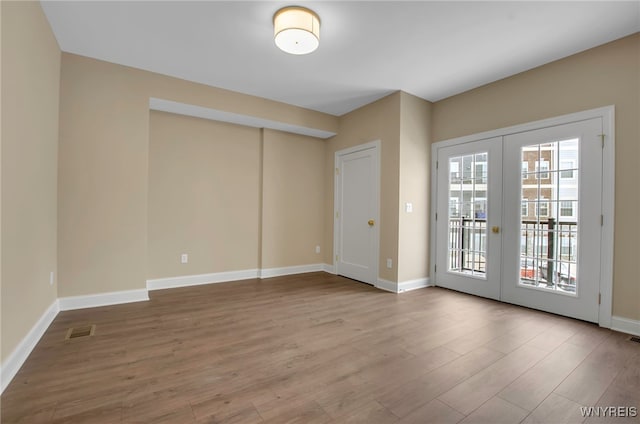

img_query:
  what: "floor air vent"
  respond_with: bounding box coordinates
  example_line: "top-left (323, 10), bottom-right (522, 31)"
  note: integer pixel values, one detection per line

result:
top-left (629, 336), bottom-right (640, 344)
top-left (65, 325), bottom-right (96, 340)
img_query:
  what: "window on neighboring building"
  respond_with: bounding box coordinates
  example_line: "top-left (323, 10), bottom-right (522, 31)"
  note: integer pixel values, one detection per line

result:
top-left (521, 201), bottom-right (528, 217)
top-left (522, 161), bottom-right (528, 179)
top-left (560, 160), bottom-right (576, 179)
top-left (536, 200), bottom-right (549, 217)
top-left (536, 160), bottom-right (550, 179)
top-left (560, 201), bottom-right (574, 217)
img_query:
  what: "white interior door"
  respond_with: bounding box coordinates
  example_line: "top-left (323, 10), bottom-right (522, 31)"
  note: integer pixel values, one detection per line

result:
top-left (435, 137), bottom-right (502, 300)
top-left (335, 142), bottom-right (379, 285)
top-left (502, 118), bottom-right (603, 322)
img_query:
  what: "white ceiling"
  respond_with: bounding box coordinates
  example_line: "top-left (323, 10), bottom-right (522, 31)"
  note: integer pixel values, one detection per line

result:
top-left (42, 1), bottom-right (640, 116)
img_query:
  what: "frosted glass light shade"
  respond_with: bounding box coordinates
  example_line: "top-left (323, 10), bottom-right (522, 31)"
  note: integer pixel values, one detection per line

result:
top-left (273, 7), bottom-right (320, 55)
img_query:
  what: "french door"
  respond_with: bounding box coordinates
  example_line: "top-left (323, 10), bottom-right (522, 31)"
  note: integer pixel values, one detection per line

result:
top-left (434, 117), bottom-right (604, 323)
top-left (502, 118), bottom-right (602, 322)
top-left (435, 137), bottom-right (502, 300)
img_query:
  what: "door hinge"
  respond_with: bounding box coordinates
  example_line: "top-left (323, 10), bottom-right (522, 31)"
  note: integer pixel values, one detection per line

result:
top-left (336, 211), bottom-right (340, 219)
top-left (335, 167), bottom-right (340, 175)
top-left (434, 264), bottom-right (437, 273)
top-left (599, 134), bottom-right (605, 148)
top-left (598, 293), bottom-right (601, 305)
top-left (436, 161), bottom-right (439, 170)
top-left (435, 213), bottom-right (438, 221)
top-left (601, 215), bottom-right (604, 226)
top-left (335, 254), bottom-right (339, 261)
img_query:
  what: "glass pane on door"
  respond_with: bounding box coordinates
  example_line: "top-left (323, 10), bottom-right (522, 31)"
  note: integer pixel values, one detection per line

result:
top-left (448, 152), bottom-right (488, 278)
top-left (520, 139), bottom-right (579, 294)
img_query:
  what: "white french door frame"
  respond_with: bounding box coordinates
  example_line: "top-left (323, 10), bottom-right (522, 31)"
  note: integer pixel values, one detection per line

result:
top-left (430, 106), bottom-right (615, 328)
top-left (333, 140), bottom-right (381, 283)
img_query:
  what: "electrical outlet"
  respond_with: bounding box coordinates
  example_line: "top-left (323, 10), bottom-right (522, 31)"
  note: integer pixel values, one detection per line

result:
top-left (49, 271), bottom-right (54, 286)
top-left (181, 254), bottom-right (188, 264)
top-left (386, 258), bottom-right (393, 269)
top-left (315, 245), bottom-right (321, 254)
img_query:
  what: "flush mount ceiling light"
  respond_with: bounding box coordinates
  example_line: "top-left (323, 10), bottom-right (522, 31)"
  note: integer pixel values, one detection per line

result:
top-left (273, 6), bottom-right (320, 55)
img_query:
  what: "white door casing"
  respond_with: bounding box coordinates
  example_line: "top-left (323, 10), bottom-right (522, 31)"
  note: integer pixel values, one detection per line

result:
top-left (334, 141), bottom-right (380, 285)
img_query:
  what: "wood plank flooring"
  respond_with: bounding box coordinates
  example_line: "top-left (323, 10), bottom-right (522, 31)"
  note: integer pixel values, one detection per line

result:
top-left (1, 273), bottom-right (638, 423)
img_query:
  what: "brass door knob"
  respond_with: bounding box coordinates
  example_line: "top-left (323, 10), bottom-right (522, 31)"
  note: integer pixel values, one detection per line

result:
top-left (492, 226), bottom-right (500, 234)
top-left (368, 220), bottom-right (375, 226)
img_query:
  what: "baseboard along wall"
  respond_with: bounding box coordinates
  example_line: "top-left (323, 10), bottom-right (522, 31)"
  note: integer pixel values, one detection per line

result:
top-left (375, 277), bottom-right (431, 293)
top-left (1, 300), bottom-right (59, 393)
top-left (146, 264), bottom-right (327, 291)
top-left (611, 315), bottom-right (640, 337)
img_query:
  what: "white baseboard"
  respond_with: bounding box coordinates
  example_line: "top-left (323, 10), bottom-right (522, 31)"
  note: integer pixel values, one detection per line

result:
top-left (323, 263), bottom-right (336, 274)
top-left (375, 278), bottom-right (399, 293)
top-left (147, 264), bottom-right (327, 290)
top-left (260, 264), bottom-right (324, 279)
top-left (611, 315), bottom-right (640, 336)
top-left (374, 277), bottom-right (431, 293)
top-left (58, 289), bottom-right (149, 311)
top-left (147, 269), bottom-right (259, 291)
top-left (398, 277), bottom-right (431, 292)
top-left (1, 300), bottom-right (59, 394)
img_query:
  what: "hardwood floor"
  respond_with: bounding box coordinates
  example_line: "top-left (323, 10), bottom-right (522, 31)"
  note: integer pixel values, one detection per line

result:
top-left (2, 272), bottom-right (638, 423)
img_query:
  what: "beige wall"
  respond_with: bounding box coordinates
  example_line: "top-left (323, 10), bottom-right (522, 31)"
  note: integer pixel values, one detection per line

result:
top-left (148, 115), bottom-right (325, 278)
top-left (323, 91), bottom-right (432, 285)
top-left (262, 129), bottom-right (325, 269)
top-left (58, 55), bottom-right (150, 296)
top-left (398, 92), bottom-right (432, 283)
top-left (58, 53), bottom-right (337, 297)
top-left (148, 112), bottom-right (261, 278)
top-left (1, 2), bottom-right (60, 362)
top-left (432, 33), bottom-right (640, 320)
top-left (324, 92), bottom-right (401, 283)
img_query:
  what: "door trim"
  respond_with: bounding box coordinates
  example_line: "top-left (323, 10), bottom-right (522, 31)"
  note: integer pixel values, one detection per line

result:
top-left (430, 106), bottom-right (614, 328)
top-left (333, 140), bottom-right (381, 283)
